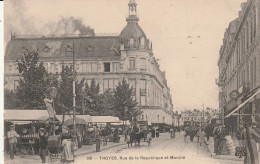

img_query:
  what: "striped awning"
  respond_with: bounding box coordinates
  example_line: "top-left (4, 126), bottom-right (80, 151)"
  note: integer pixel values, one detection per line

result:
top-left (225, 89), bottom-right (260, 118)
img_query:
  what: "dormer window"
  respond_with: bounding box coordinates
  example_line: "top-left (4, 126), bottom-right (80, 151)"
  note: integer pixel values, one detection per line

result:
top-left (43, 46), bottom-right (50, 53)
top-left (65, 45), bottom-right (72, 52)
top-left (86, 45), bottom-right (93, 52)
top-left (65, 45), bottom-right (72, 56)
top-left (129, 38), bottom-right (134, 46)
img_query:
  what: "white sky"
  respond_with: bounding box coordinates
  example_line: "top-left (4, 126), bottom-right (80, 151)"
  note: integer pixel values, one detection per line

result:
top-left (4, 0), bottom-right (246, 112)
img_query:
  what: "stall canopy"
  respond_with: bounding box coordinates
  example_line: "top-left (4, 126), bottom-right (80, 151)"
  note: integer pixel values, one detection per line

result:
top-left (91, 116), bottom-right (120, 123)
top-left (4, 109), bottom-right (49, 121)
top-left (111, 120), bottom-right (130, 126)
top-left (55, 115), bottom-right (92, 123)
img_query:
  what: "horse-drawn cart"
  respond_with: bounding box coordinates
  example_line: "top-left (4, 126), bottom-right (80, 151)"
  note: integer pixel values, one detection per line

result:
top-left (128, 121), bottom-right (151, 147)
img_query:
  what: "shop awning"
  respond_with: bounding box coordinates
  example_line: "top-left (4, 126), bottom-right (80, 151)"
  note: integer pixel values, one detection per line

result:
top-left (9, 121), bottom-right (33, 125)
top-left (142, 109), bottom-right (172, 125)
top-left (225, 89), bottom-right (260, 118)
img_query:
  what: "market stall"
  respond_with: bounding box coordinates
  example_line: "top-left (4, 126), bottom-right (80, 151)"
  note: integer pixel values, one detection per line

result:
top-left (55, 115), bottom-right (92, 146)
top-left (91, 116), bottom-right (121, 142)
top-left (4, 110), bottom-right (49, 155)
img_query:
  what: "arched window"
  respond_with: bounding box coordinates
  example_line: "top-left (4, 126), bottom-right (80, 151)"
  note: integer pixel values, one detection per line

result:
top-left (140, 37), bottom-right (145, 45)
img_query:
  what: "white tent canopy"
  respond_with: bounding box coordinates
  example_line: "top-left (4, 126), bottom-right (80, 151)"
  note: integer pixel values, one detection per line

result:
top-left (55, 115), bottom-right (92, 123)
top-left (4, 110), bottom-right (49, 121)
top-left (91, 116), bottom-right (120, 123)
top-left (111, 120), bottom-right (130, 126)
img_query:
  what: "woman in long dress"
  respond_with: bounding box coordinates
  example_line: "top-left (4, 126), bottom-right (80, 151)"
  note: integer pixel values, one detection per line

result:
top-left (61, 128), bottom-right (74, 163)
top-left (198, 129), bottom-right (206, 146)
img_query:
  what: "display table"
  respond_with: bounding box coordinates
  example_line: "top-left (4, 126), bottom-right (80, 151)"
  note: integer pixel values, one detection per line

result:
top-left (17, 134), bottom-right (39, 155)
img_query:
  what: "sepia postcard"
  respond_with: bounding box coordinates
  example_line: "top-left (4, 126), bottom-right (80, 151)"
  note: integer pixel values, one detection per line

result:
top-left (2, 0), bottom-right (260, 164)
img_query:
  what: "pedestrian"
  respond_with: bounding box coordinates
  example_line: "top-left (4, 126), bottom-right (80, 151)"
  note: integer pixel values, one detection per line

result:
top-left (7, 124), bottom-right (19, 160)
top-left (113, 128), bottom-right (119, 143)
top-left (39, 128), bottom-right (48, 163)
top-left (190, 127), bottom-right (195, 142)
top-left (156, 127), bottom-right (159, 138)
top-left (213, 125), bottom-right (224, 155)
top-left (184, 129), bottom-right (188, 143)
top-left (61, 127), bottom-right (74, 163)
top-left (236, 125), bottom-right (244, 148)
top-left (147, 130), bottom-right (152, 147)
top-left (170, 127), bottom-right (174, 139)
top-left (198, 129), bottom-right (206, 146)
top-left (243, 122), bottom-right (260, 164)
top-left (151, 126), bottom-right (155, 138)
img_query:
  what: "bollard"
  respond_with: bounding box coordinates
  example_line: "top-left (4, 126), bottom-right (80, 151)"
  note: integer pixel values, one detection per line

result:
top-left (96, 139), bottom-right (101, 152)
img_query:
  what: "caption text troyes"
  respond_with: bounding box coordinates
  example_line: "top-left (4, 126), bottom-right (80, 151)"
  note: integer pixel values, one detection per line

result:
top-left (86, 156), bottom-right (185, 160)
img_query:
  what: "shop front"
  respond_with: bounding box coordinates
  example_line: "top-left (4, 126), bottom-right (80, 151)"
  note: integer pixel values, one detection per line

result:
top-left (225, 87), bottom-right (260, 124)
top-left (224, 99), bottom-right (238, 136)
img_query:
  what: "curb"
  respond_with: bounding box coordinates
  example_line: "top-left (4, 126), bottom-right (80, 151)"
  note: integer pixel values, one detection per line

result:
top-left (76, 142), bottom-right (126, 157)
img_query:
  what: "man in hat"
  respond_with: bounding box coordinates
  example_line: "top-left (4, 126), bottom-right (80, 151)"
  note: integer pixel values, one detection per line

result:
top-left (39, 128), bottom-right (48, 163)
top-left (7, 124), bottom-right (19, 160)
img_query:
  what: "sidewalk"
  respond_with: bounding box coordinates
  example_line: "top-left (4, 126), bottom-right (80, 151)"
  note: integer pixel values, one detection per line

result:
top-left (5, 136), bottom-right (126, 161)
top-left (206, 137), bottom-right (243, 162)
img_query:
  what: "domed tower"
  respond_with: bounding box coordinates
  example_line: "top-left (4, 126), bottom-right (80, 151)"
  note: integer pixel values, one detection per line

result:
top-left (119, 0), bottom-right (149, 50)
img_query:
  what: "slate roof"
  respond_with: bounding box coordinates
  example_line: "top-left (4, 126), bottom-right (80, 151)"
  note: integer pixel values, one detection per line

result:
top-left (5, 36), bottom-right (121, 60)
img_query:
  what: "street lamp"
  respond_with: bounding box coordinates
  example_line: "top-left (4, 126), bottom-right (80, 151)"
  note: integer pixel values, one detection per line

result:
top-left (68, 43), bottom-right (77, 146)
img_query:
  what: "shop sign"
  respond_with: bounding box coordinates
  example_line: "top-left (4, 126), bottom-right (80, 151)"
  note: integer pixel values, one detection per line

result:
top-left (229, 90), bottom-right (239, 100)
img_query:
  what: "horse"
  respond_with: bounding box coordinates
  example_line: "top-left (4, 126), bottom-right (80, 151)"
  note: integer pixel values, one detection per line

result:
top-left (128, 124), bottom-right (142, 148)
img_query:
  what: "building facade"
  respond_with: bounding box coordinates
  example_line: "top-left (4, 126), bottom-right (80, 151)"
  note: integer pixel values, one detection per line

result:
top-left (217, 0), bottom-right (260, 134)
top-left (4, 0), bottom-right (174, 125)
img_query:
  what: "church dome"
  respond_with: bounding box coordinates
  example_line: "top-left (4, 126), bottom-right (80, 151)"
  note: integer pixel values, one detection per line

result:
top-left (119, 0), bottom-right (148, 50)
top-left (119, 22), bottom-right (148, 49)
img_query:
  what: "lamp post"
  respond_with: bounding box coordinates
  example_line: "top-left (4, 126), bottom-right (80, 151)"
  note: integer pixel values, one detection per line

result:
top-left (70, 42), bottom-right (77, 144)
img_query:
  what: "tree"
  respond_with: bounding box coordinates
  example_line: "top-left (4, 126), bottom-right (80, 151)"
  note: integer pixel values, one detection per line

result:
top-left (53, 65), bottom-right (85, 125)
top-left (83, 79), bottom-right (102, 115)
top-left (4, 89), bottom-right (22, 109)
top-left (100, 90), bottom-right (116, 116)
top-left (59, 65), bottom-right (74, 112)
top-left (113, 78), bottom-right (138, 121)
top-left (16, 49), bottom-right (50, 109)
